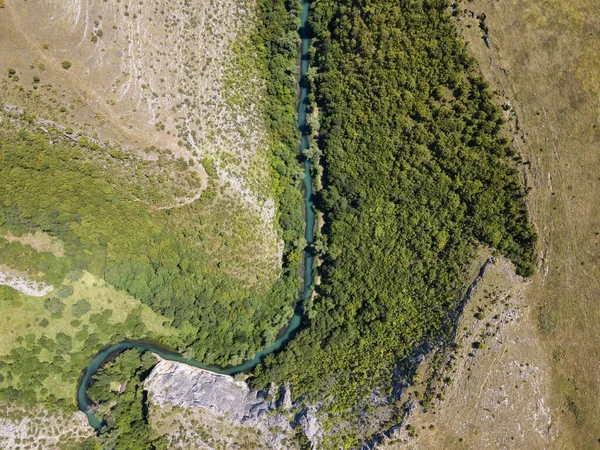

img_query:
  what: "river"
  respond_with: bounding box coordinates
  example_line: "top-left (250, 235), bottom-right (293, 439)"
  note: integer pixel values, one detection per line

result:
top-left (77, 0), bottom-right (315, 429)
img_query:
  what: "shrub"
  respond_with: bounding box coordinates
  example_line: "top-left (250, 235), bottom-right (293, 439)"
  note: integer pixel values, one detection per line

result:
top-left (55, 285), bottom-right (74, 299)
top-left (43, 297), bottom-right (66, 314)
top-left (55, 332), bottom-right (73, 354)
top-left (65, 269), bottom-right (84, 281)
top-left (71, 299), bottom-right (91, 318)
top-left (61, 60), bottom-right (72, 70)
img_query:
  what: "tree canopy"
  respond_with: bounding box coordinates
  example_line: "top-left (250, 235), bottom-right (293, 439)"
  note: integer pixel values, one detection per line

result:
top-left (252, 0), bottom-right (536, 446)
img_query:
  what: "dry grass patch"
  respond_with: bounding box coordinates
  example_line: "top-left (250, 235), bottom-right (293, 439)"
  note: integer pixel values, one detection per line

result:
top-left (2, 230), bottom-right (65, 257)
top-left (149, 404), bottom-right (282, 450)
top-left (454, 0), bottom-right (600, 447)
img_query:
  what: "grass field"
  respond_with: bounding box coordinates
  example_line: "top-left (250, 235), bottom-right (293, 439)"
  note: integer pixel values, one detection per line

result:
top-left (0, 266), bottom-right (180, 406)
top-left (381, 0), bottom-right (600, 448)
top-left (0, 222), bottom-right (179, 408)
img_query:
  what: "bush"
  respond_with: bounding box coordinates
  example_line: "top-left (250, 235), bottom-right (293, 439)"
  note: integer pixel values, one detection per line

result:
top-left (65, 269), bottom-right (84, 282)
top-left (71, 299), bottom-right (91, 318)
top-left (55, 332), bottom-right (73, 354)
top-left (61, 61), bottom-right (72, 70)
top-left (55, 285), bottom-right (74, 299)
top-left (43, 297), bottom-right (65, 314)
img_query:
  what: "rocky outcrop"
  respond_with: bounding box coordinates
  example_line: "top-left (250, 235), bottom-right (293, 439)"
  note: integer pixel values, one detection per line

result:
top-left (0, 271), bottom-right (53, 297)
top-left (297, 406), bottom-right (323, 450)
top-left (145, 360), bottom-right (271, 427)
top-left (144, 360), bottom-right (295, 448)
top-left (281, 381), bottom-right (293, 410)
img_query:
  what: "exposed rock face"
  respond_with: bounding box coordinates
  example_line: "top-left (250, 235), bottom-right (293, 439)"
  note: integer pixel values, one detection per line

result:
top-left (145, 360), bottom-right (296, 449)
top-left (0, 270), bottom-right (53, 297)
top-left (145, 360), bottom-right (270, 427)
top-left (298, 406), bottom-right (323, 449)
top-left (281, 382), bottom-right (293, 410)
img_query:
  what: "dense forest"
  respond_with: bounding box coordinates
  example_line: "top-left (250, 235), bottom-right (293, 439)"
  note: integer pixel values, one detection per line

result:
top-left (252, 0), bottom-right (536, 446)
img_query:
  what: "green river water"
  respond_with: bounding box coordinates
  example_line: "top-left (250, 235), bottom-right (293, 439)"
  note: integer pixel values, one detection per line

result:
top-left (77, 0), bottom-right (315, 429)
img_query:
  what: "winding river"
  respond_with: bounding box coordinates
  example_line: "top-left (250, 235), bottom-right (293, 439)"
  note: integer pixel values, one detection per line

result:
top-left (78, 0), bottom-right (315, 429)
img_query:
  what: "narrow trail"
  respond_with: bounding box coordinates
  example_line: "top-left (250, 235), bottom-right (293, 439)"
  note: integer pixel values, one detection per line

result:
top-left (153, 191), bottom-right (204, 210)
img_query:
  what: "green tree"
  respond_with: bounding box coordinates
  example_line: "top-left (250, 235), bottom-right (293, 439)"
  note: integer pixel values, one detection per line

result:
top-left (71, 299), bottom-right (91, 318)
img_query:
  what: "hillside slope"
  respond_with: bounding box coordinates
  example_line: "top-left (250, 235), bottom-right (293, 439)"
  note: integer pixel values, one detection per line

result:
top-left (0, 0), bottom-right (303, 446)
top-left (0, 0), bottom-right (284, 280)
top-left (381, 0), bottom-right (600, 448)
